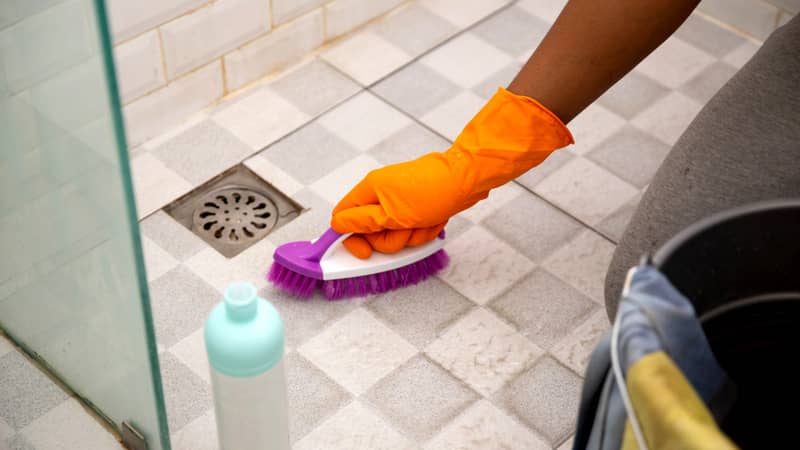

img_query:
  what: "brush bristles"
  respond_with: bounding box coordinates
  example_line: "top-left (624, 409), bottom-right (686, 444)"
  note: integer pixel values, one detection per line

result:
top-left (267, 249), bottom-right (450, 300)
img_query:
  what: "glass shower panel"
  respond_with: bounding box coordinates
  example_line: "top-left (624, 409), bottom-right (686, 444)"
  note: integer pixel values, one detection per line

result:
top-left (0, 0), bottom-right (170, 448)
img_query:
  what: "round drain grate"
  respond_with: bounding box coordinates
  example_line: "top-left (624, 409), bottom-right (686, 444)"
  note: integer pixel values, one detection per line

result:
top-left (193, 188), bottom-right (278, 246)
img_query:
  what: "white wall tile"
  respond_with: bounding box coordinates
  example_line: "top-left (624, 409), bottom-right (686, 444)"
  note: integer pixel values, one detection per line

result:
top-left (113, 30), bottom-right (165, 103)
top-left (324, 0), bottom-right (405, 39)
top-left (161, 0), bottom-right (271, 79)
top-left (699, 0), bottom-right (780, 40)
top-left (224, 9), bottom-right (323, 90)
top-left (106, 0), bottom-right (207, 43)
top-left (124, 61), bottom-right (223, 146)
top-left (271, 0), bottom-right (324, 25)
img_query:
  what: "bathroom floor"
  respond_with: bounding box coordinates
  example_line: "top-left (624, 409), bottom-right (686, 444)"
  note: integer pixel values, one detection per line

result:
top-left (1, 1), bottom-right (761, 449)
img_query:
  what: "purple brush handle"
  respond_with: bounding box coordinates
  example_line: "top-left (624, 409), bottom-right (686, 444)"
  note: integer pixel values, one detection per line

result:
top-left (296, 228), bottom-right (342, 262)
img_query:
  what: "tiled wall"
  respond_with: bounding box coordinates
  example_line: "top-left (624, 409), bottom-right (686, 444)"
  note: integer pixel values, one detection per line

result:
top-left (698, 0), bottom-right (798, 40)
top-left (108, 0), bottom-right (409, 147)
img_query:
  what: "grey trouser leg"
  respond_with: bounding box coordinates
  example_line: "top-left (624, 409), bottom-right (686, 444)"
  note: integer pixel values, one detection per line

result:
top-left (604, 15), bottom-right (800, 318)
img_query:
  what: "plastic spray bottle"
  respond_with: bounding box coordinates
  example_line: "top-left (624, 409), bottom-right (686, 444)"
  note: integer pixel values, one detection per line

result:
top-left (204, 282), bottom-right (289, 450)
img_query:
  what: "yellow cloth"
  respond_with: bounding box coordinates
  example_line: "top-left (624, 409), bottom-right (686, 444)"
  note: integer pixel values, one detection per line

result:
top-left (622, 351), bottom-right (738, 450)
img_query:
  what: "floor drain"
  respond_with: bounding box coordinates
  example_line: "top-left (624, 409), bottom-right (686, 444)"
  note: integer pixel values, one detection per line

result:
top-left (193, 188), bottom-right (278, 246)
top-left (164, 164), bottom-right (302, 258)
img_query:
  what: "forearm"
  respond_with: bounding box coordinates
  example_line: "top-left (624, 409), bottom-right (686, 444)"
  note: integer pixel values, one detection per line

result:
top-left (508, 0), bottom-right (699, 123)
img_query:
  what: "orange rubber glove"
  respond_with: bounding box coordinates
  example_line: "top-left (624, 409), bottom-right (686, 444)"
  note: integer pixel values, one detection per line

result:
top-left (331, 87), bottom-right (574, 258)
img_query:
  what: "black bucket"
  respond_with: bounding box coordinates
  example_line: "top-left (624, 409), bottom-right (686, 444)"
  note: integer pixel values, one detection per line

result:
top-left (652, 199), bottom-right (800, 449)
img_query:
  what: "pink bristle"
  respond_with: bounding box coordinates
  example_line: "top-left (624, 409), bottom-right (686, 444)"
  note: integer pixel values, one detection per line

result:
top-left (267, 249), bottom-right (450, 300)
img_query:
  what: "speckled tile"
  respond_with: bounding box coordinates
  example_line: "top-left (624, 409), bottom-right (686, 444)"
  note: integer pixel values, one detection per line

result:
top-left (372, 62), bottom-right (462, 118)
top-left (0, 335), bottom-right (14, 358)
top-left (142, 236), bottom-right (179, 283)
top-left (264, 189), bottom-right (332, 247)
top-left (0, 415), bottom-right (13, 442)
top-left (494, 356), bottom-right (582, 445)
top-left (635, 37), bottom-right (715, 89)
top-left (420, 90), bottom-right (485, 141)
top-left (368, 122), bottom-right (450, 165)
top-left (437, 225), bottom-right (535, 305)
top-left (587, 125), bottom-right (670, 189)
top-left (515, 149), bottom-right (574, 190)
top-left (535, 157), bottom-right (639, 226)
top-left (558, 435), bottom-right (576, 450)
top-left (425, 308), bottom-right (543, 396)
top-left (242, 154), bottom-right (305, 197)
top-left (472, 62), bottom-right (523, 100)
top-left (424, 399), bottom-right (549, 450)
top-left (458, 182), bottom-right (525, 224)
top-left (631, 91), bottom-right (703, 146)
top-left (285, 352), bottom-right (351, 443)
top-left (0, 352), bottom-right (68, 430)
top-left (170, 409), bottom-right (217, 450)
top-left (130, 152), bottom-right (192, 219)
top-left (168, 328), bottom-right (210, 383)
top-left (565, 104), bottom-right (626, 156)
top-left (140, 211), bottom-right (207, 262)
top-left (259, 122), bottom-right (359, 186)
top-left (481, 193), bottom-right (583, 263)
top-left (542, 230), bottom-right (615, 303)
top-left (723, 41), bottom-right (760, 68)
top-left (294, 401), bottom-right (414, 450)
top-left (18, 399), bottom-right (123, 450)
top-left (364, 355), bottom-right (478, 442)
top-left (318, 92), bottom-right (412, 151)
top-left (551, 309), bottom-right (610, 375)
top-left (158, 351), bottom-right (212, 432)
top-left (598, 71), bottom-right (670, 119)
top-left (596, 190), bottom-right (643, 244)
top-left (373, 3), bottom-right (458, 57)
top-left (298, 308), bottom-right (417, 395)
top-left (270, 59), bottom-right (361, 117)
top-left (148, 265), bottom-right (221, 347)
top-left (150, 120), bottom-right (254, 185)
top-left (679, 61), bottom-right (738, 104)
top-left (490, 269), bottom-right (598, 349)
top-left (321, 31), bottom-right (412, 86)
top-left (471, 5), bottom-right (549, 58)
top-left (308, 154), bottom-right (382, 205)
top-left (420, 33), bottom-right (513, 89)
top-left (367, 277), bottom-right (473, 348)
top-left (419, 0), bottom-right (511, 29)
top-left (674, 14), bottom-right (746, 57)
top-left (212, 87), bottom-right (310, 151)
top-left (183, 237), bottom-right (276, 294)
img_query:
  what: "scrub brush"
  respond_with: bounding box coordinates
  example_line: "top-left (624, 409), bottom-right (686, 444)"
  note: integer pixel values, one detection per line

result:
top-left (267, 228), bottom-right (449, 300)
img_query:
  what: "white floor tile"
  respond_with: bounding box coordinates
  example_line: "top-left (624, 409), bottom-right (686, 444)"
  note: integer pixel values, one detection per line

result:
top-left (421, 33), bottom-right (513, 88)
top-left (635, 37), bottom-right (715, 89)
top-left (168, 328), bottom-right (211, 383)
top-left (130, 153), bottom-right (193, 219)
top-left (142, 236), bottom-right (180, 282)
top-left (294, 401), bottom-right (414, 450)
top-left (308, 154), bottom-right (381, 205)
top-left (420, 0), bottom-right (511, 28)
top-left (542, 230), bottom-right (616, 303)
top-left (20, 400), bottom-right (123, 450)
top-left (298, 309), bottom-right (417, 395)
top-left (318, 91), bottom-right (411, 151)
top-left (631, 91), bottom-right (703, 146)
top-left (322, 31), bottom-right (411, 86)
top-left (420, 90), bottom-right (485, 141)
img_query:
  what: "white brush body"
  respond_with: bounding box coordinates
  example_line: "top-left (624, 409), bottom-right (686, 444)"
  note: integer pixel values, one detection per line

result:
top-left (318, 234), bottom-right (446, 280)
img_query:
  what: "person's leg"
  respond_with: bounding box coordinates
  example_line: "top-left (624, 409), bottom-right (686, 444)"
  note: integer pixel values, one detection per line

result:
top-left (604, 15), bottom-right (800, 318)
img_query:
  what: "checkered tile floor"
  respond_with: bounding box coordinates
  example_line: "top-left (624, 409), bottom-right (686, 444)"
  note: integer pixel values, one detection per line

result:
top-left (2, 0), bottom-right (764, 449)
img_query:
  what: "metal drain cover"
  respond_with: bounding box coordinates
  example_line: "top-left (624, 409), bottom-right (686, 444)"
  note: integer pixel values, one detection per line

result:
top-left (192, 188), bottom-right (278, 249)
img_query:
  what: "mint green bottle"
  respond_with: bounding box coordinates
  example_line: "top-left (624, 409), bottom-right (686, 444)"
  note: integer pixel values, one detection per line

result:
top-left (204, 282), bottom-right (289, 450)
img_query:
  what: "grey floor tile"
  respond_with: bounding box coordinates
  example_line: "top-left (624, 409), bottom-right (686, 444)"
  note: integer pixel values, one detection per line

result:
top-left (443, 214), bottom-right (473, 240)
top-left (148, 265), bottom-right (221, 347)
top-left (596, 190), bottom-right (643, 244)
top-left (0, 352), bottom-right (68, 430)
top-left (371, 62), bottom-right (461, 118)
top-left (270, 60), bottom-right (361, 117)
top-left (482, 193), bottom-right (583, 263)
top-left (258, 284), bottom-right (364, 348)
top-left (6, 434), bottom-right (36, 450)
top-left (472, 62), bottom-right (523, 100)
top-left (140, 211), bottom-right (207, 262)
top-left (151, 120), bottom-right (254, 185)
top-left (515, 149), bottom-right (574, 190)
top-left (259, 123), bottom-right (358, 185)
top-left (286, 352), bottom-right (351, 443)
top-left (373, 3), bottom-right (458, 56)
top-left (598, 71), bottom-right (670, 119)
top-left (490, 269), bottom-right (598, 349)
top-left (367, 278), bottom-right (473, 348)
top-left (587, 126), bottom-right (670, 188)
top-left (364, 355), bottom-right (478, 442)
top-left (674, 14), bottom-right (746, 57)
top-left (495, 356), bottom-right (582, 445)
top-left (368, 122), bottom-right (450, 165)
top-left (471, 5), bottom-right (549, 58)
top-left (679, 61), bottom-right (738, 104)
top-left (266, 189), bottom-right (333, 247)
top-left (158, 351), bottom-right (212, 433)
